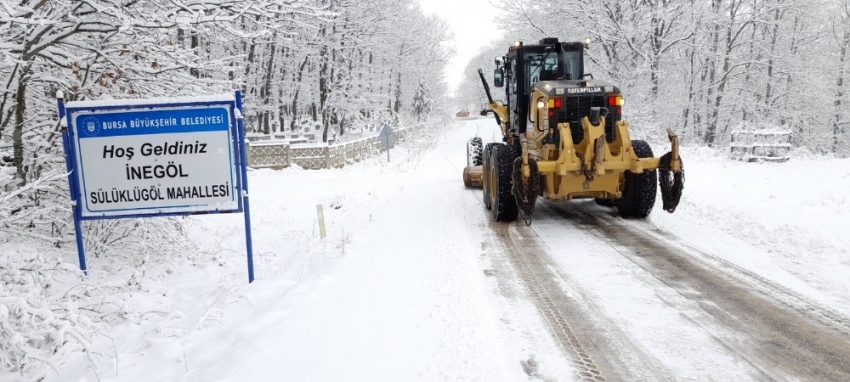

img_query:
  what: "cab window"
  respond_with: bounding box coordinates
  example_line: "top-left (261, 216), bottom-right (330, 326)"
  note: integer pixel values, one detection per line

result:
top-left (523, 50), bottom-right (583, 89)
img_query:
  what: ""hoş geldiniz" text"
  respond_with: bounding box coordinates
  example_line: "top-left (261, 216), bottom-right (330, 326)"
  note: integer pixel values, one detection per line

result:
top-left (102, 141), bottom-right (208, 161)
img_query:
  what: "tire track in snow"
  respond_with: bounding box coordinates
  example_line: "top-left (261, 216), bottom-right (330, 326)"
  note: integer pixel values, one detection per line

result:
top-left (451, 136), bottom-right (662, 380)
top-left (459, 160), bottom-right (666, 379)
top-left (482, 217), bottom-right (680, 382)
top-left (483, 222), bottom-right (606, 382)
top-left (623, 215), bottom-right (850, 339)
top-left (548, 201), bottom-right (850, 382)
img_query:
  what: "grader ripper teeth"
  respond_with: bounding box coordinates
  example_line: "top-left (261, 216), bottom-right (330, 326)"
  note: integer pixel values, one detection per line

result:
top-left (463, 37), bottom-right (685, 223)
top-left (464, 137), bottom-right (484, 188)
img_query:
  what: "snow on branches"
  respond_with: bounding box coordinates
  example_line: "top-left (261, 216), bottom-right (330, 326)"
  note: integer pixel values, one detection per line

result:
top-left (0, 248), bottom-right (100, 380)
top-left (0, 1), bottom-right (452, 377)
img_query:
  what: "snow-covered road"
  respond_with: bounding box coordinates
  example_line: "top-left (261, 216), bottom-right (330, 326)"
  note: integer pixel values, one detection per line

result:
top-left (466, 117), bottom-right (850, 381)
top-left (490, 200), bottom-right (850, 381)
top-left (46, 117), bottom-right (850, 381)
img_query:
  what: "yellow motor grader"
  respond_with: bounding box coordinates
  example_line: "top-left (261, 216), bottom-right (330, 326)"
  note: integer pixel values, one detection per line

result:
top-left (466, 38), bottom-right (684, 223)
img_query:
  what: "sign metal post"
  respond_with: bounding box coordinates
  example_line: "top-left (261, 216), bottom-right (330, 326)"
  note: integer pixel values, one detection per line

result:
top-left (57, 92), bottom-right (88, 275)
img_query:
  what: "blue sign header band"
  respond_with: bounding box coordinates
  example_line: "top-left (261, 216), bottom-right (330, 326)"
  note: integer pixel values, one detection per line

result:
top-left (73, 106), bottom-right (230, 138)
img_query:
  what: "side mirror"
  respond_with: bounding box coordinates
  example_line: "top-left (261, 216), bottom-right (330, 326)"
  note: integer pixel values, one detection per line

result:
top-left (493, 69), bottom-right (504, 88)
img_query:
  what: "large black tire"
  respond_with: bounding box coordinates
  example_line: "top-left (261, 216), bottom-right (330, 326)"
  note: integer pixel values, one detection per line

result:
top-left (491, 144), bottom-right (519, 222)
top-left (616, 140), bottom-right (657, 218)
top-left (482, 143), bottom-right (500, 210)
top-left (513, 156), bottom-right (540, 221)
top-left (467, 137), bottom-right (483, 167)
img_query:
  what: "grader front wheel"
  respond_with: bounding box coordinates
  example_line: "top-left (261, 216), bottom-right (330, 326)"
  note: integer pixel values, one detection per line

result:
top-left (617, 140), bottom-right (658, 218)
top-left (513, 156), bottom-right (540, 224)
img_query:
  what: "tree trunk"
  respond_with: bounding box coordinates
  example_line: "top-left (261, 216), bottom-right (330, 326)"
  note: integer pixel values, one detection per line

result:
top-left (13, 72), bottom-right (28, 186)
top-left (706, 37), bottom-right (733, 146)
top-left (782, 14), bottom-right (802, 128)
top-left (682, 41), bottom-right (697, 140)
top-left (0, 64), bottom-right (21, 143)
top-left (703, 0), bottom-right (722, 145)
top-left (739, 24), bottom-right (759, 123)
top-left (261, 40), bottom-right (277, 134)
top-left (764, 7), bottom-right (782, 119)
top-left (705, 0), bottom-right (742, 147)
top-left (649, 2), bottom-right (665, 102)
top-left (394, 72), bottom-right (401, 114)
top-left (190, 32), bottom-right (200, 78)
top-left (290, 56), bottom-right (310, 132)
top-left (835, 27), bottom-right (849, 154)
top-left (319, 43), bottom-right (330, 141)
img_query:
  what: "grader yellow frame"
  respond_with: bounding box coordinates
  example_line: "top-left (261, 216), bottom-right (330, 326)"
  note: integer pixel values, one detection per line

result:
top-left (507, 95), bottom-right (682, 201)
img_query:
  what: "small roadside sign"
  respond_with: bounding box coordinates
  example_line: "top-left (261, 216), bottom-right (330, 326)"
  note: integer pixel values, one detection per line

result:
top-left (379, 124), bottom-right (394, 162)
top-left (380, 124), bottom-right (394, 149)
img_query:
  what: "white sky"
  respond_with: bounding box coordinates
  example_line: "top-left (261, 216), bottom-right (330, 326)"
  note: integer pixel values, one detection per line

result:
top-left (417, 0), bottom-right (504, 96)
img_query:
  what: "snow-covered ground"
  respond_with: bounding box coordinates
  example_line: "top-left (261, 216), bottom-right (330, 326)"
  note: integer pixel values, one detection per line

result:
top-left (652, 145), bottom-right (850, 317)
top-left (17, 117), bottom-right (850, 381)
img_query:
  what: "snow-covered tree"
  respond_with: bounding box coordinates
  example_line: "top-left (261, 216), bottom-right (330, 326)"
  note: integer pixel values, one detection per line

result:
top-left (0, 1), bottom-right (451, 378)
top-left (413, 78), bottom-right (435, 121)
top-left (481, 0), bottom-right (849, 154)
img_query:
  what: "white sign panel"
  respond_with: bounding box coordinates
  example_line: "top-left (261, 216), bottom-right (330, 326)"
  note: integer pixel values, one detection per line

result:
top-left (68, 102), bottom-right (239, 217)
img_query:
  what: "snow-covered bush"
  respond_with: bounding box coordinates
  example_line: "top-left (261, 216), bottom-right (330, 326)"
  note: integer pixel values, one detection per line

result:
top-left (0, 220), bottom-right (196, 380)
top-left (1, 167), bottom-right (198, 380)
top-left (0, 249), bottom-right (100, 380)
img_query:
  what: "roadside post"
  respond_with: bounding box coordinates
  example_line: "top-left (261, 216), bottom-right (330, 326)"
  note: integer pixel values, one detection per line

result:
top-left (380, 124), bottom-right (394, 162)
top-left (316, 204), bottom-right (326, 239)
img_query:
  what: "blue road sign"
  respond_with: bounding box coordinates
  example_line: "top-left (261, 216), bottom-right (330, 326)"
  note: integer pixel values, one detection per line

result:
top-left (58, 92), bottom-right (257, 282)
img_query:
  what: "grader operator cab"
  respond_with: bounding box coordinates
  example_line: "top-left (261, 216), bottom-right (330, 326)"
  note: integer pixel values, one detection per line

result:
top-left (464, 37), bottom-right (684, 223)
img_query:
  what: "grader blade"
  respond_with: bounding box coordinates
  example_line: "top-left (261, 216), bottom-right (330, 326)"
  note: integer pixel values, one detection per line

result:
top-left (658, 128), bottom-right (685, 213)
